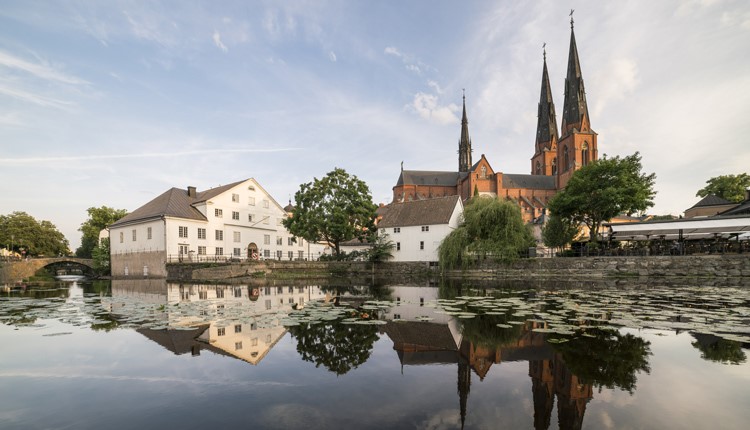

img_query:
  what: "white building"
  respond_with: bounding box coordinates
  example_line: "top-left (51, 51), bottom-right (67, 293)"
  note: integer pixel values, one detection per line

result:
top-left (377, 195), bottom-right (463, 262)
top-left (109, 178), bottom-right (328, 278)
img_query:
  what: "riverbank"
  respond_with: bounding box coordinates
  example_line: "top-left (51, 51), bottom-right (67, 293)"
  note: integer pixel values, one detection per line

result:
top-left (159, 255), bottom-right (750, 284)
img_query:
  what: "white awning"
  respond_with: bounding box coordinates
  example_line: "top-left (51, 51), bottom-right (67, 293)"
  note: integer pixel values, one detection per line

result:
top-left (607, 216), bottom-right (750, 241)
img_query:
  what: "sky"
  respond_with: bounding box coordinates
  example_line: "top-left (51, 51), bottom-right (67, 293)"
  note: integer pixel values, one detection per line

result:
top-left (1, 0), bottom-right (749, 251)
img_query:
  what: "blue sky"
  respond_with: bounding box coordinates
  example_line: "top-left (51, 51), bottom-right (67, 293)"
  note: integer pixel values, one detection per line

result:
top-left (1, 0), bottom-right (749, 250)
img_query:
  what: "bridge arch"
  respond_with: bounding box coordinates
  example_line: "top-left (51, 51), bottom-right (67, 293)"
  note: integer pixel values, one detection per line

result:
top-left (0, 257), bottom-right (95, 283)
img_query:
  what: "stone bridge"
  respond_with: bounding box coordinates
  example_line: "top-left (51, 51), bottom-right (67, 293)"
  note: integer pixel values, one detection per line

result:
top-left (0, 257), bottom-right (95, 284)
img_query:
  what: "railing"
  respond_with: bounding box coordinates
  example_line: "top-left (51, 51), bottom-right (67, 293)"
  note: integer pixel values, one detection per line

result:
top-left (167, 254), bottom-right (316, 263)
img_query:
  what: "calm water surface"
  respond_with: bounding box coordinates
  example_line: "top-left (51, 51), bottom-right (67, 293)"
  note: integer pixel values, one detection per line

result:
top-left (1, 278), bottom-right (749, 430)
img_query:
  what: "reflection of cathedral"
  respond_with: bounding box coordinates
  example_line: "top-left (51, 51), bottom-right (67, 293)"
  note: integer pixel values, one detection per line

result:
top-left (382, 286), bottom-right (593, 429)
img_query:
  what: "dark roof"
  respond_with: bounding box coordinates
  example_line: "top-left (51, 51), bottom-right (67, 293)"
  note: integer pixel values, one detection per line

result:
top-left (378, 195), bottom-right (461, 228)
top-left (137, 325), bottom-right (209, 355)
top-left (111, 180), bottom-right (246, 227)
top-left (397, 170), bottom-right (466, 187)
top-left (561, 25), bottom-right (591, 132)
top-left (384, 321), bottom-right (459, 352)
top-left (718, 200), bottom-right (750, 217)
top-left (688, 194), bottom-right (733, 209)
top-left (502, 174), bottom-right (557, 190)
top-left (535, 57), bottom-right (559, 148)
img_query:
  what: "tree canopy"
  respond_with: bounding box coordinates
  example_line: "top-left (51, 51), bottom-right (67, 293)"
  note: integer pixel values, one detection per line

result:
top-left (283, 168), bottom-right (377, 256)
top-left (548, 152), bottom-right (656, 242)
top-left (439, 197), bottom-right (535, 269)
top-left (76, 206), bottom-right (128, 258)
top-left (541, 214), bottom-right (580, 254)
top-left (696, 173), bottom-right (750, 203)
top-left (0, 211), bottom-right (69, 257)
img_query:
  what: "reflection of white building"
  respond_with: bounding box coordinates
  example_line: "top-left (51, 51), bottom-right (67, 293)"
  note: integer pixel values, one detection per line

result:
top-left (109, 280), bottom-right (328, 365)
top-left (378, 196), bottom-right (463, 262)
top-left (382, 285), bottom-right (462, 346)
top-left (109, 178), bottom-right (329, 278)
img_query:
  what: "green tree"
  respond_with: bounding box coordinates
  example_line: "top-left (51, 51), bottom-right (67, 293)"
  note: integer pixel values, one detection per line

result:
top-left (439, 197), bottom-right (535, 269)
top-left (0, 211), bottom-right (69, 256)
top-left (368, 233), bottom-right (395, 262)
top-left (548, 152), bottom-right (656, 243)
top-left (91, 237), bottom-right (111, 276)
top-left (76, 206), bottom-right (128, 258)
top-left (283, 168), bottom-right (377, 257)
top-left (696, 173), bottom-right (750, 203)
top-left (541, 214), bottom-right (580, 254)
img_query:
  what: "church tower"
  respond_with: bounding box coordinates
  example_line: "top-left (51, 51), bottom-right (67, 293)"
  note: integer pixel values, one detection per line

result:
top-left (458, 92), bottom-right (473, 172)
top-left (557, 16), bottom-right (598, 188)
top-left (531, 46), bottom-right (559, 176)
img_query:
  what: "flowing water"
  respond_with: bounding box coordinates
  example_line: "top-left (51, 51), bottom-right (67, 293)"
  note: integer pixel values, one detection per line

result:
top-left (1, 278), bottom-right (749, 429)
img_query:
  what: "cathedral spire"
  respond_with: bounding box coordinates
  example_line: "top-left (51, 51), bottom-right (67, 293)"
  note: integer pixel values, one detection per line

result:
top-left (535, 44), bottom-right (559, 153)
top-left (561, 19), bottom-right (590, 135)
top-left (458, 90), bottom-right (473, 172)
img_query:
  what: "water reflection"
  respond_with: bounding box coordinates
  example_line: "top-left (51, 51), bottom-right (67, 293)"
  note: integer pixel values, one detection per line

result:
top-left (2, 278), bottom-right (750, 429)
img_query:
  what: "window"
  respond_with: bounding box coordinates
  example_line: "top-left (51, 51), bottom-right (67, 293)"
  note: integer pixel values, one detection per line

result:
top-left (262, 199), bottom-right (269, 208)
top-left (288, 237), bottom-right (294, 246)
top-left (552, 157), bottom-right (558, 175)
top-left (276, 250), bottom-right (282, 259)
top-left (421, 226), bottom-right (429, 232)
top-left (232, 193), bottom-right (240, 203)
top-left (147, 227), bottom-right (152, 240)
top-left (536, 160), bottom-right (541, 175)
top-left (420, 241), bottom-right (424, 250)
top-left (198, 228), bottom-right (206, 239)
top-left (396, 242), bottom-right (401, 251)
top-left (215, 208), bottom-right (223, 217)
top-left (234, 287), bottom-right (242, 298)
top-left (299, 251), bottom-right (304, 259)
top-left (298, 238), bottom-right (304, 247)
top-left (394, 227), bottom-right (400, 233)
top-left (232, 211), bottom-right (240, 220)
top-left (265, 300), bottom-right (272, 310)
top-left (119, 232), bottom-right (124, 243)
top-left (264, 234), bottom-right (270, 245)
top-left (248, 196), bottom-right (255, 206)
top-left (251, 322), bottom-right (257, 330)
top-left (264, 249), bottom-right (270, 258)
top-left (198, 246), bottom-right (206, 255)
top-left (216, 287), bottom-right (224, 298)
top-left (581, 142), bottom-right (590, 167)
top-left (132, 229), bottom-right (137, 241)
top-left (248, 214), bottom-right (253, 222)
top-left (266, 334), bottom-right (272, 343)
top-left (235, 342), bottom-right (242, 350)
top-left (248, 185), bottom-right (255, 191)
top-left (251, 338), bottom-right (258, 347)
top-left (215, 247), bottom-right (223, 256)
top-left (563, 145), bottom-right (569, 171)
top-left (288, 251), bottom-right (294, 260)
top-left (179, 226), bottom-right (188, 238)
top-left (276, 236), bottom-right (283, 246)
top-left (215, 230), bottom-right (224, 241)
top-left (199, 290), bottom-right (207, 300)
top-left (233, 231), bottom-right (241, 242)
top-left (217, 327), bottom-right (225, 336)
top-left (233, 247), bottom-right (241, 256)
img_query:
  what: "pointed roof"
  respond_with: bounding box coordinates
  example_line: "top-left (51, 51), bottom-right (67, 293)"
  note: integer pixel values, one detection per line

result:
top-left (688, 194), bottom-right (733, 209)
top-left (458, 92), bottom-right (473, 172)
top-left (535, 51), bottom-right (559, 151)
top-left (561, 22), bottom-right (590, 134)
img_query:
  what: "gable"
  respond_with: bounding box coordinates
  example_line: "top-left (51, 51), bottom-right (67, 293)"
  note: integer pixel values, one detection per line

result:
top-left (379, 195), bottom-right (461, 228)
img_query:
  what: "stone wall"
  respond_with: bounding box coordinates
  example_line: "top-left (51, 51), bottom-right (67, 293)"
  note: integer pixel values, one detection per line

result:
top-left (153, 255), bottom-right (750, 283)
top-left (111, 251), bottom-right (167, 279)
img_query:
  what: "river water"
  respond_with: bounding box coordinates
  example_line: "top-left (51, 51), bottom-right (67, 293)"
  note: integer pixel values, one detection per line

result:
top-left (1, 278), bottom-right (749, 429)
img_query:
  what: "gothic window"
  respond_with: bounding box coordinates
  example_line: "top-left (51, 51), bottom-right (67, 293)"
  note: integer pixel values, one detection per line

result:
top-left (551, 158), bottom-right (557, 175)
top-left (563, 146), bottom-right (570, 171)
top-left (581, 142), bottom-right (589, 166)
top-left (480, 166), bottom-right (487, 179)
top-left (535, 161), bottom-right (541, 175)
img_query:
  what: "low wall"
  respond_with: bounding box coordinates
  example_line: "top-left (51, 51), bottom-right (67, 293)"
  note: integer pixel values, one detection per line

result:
top-left (111, 251), bottom-right (167, 279)
top-left (447, 254), bottom-right (750, 279)
top-left (153, 255), bottom-right (750, 283)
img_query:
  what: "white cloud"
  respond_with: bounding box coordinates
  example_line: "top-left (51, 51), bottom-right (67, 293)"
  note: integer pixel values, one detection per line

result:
top-left (410, 92), bottom-right (459, 125)
top-left (328, 51), bottom-right (337, 62)
top-left (212, 30), bottom-right (228, 52)
top-left (427, 80), bottom-right (443, 94)
top-left (0, 84), bottom-right (74, 109)
top-left (384, 45), bottom-right (430, 75)
top-left (0, 51), bottom-right (88, 85)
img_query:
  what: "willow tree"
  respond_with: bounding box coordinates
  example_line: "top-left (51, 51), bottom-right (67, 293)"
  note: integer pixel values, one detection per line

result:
top-left (439, 197), bottom-right (534, 269)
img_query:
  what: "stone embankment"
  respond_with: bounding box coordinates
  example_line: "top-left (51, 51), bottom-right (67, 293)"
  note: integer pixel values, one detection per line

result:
top-left (161, 255), bottom-right (750, 283)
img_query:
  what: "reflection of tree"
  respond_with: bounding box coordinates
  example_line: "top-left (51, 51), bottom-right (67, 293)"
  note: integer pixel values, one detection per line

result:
top-left (551, 329), bottom-right (651, 393)
top-left (459, 313), bottom-right (523, 349)
top-left (691, 333), bottom-right (747, 365)
top-left (288, 313), bottom-right (379, 375)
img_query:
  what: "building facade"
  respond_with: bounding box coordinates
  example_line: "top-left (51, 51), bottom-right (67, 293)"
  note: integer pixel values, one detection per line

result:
top-left (109, 178), bottom-right (328, 278)
top-left (392, 20), bottom-right (598, 223)
top-left (377, 195), bottom-right (463, 262)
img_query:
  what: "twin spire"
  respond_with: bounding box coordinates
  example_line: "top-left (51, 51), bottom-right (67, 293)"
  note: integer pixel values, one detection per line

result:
top-left (458, 90), bottom-right (473, 172)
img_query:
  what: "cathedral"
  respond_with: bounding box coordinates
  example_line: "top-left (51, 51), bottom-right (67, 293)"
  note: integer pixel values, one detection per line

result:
top-left (392, 19), bottom-right (598, 223)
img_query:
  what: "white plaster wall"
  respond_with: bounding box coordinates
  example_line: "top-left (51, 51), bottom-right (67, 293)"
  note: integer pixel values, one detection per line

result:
top-left (110, 219), bottom-right (166, 254)
top-left (381, 199), bottom-right (463, 262)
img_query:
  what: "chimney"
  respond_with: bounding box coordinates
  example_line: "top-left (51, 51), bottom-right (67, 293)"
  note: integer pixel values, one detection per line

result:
top-left (187, 186), bottom-right (197, 198)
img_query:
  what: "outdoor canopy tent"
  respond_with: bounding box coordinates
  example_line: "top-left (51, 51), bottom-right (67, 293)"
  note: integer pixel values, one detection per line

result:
top-left (607, 215), bottom-right (750, 241)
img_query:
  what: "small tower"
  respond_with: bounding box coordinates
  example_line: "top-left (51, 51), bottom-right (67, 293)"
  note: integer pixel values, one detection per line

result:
top-left (458, 91), bottom-right (473, 172)
top-left (557, 15), bottom-right (598, 188)
top-left (531, 45), bottom-right (559, 176)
